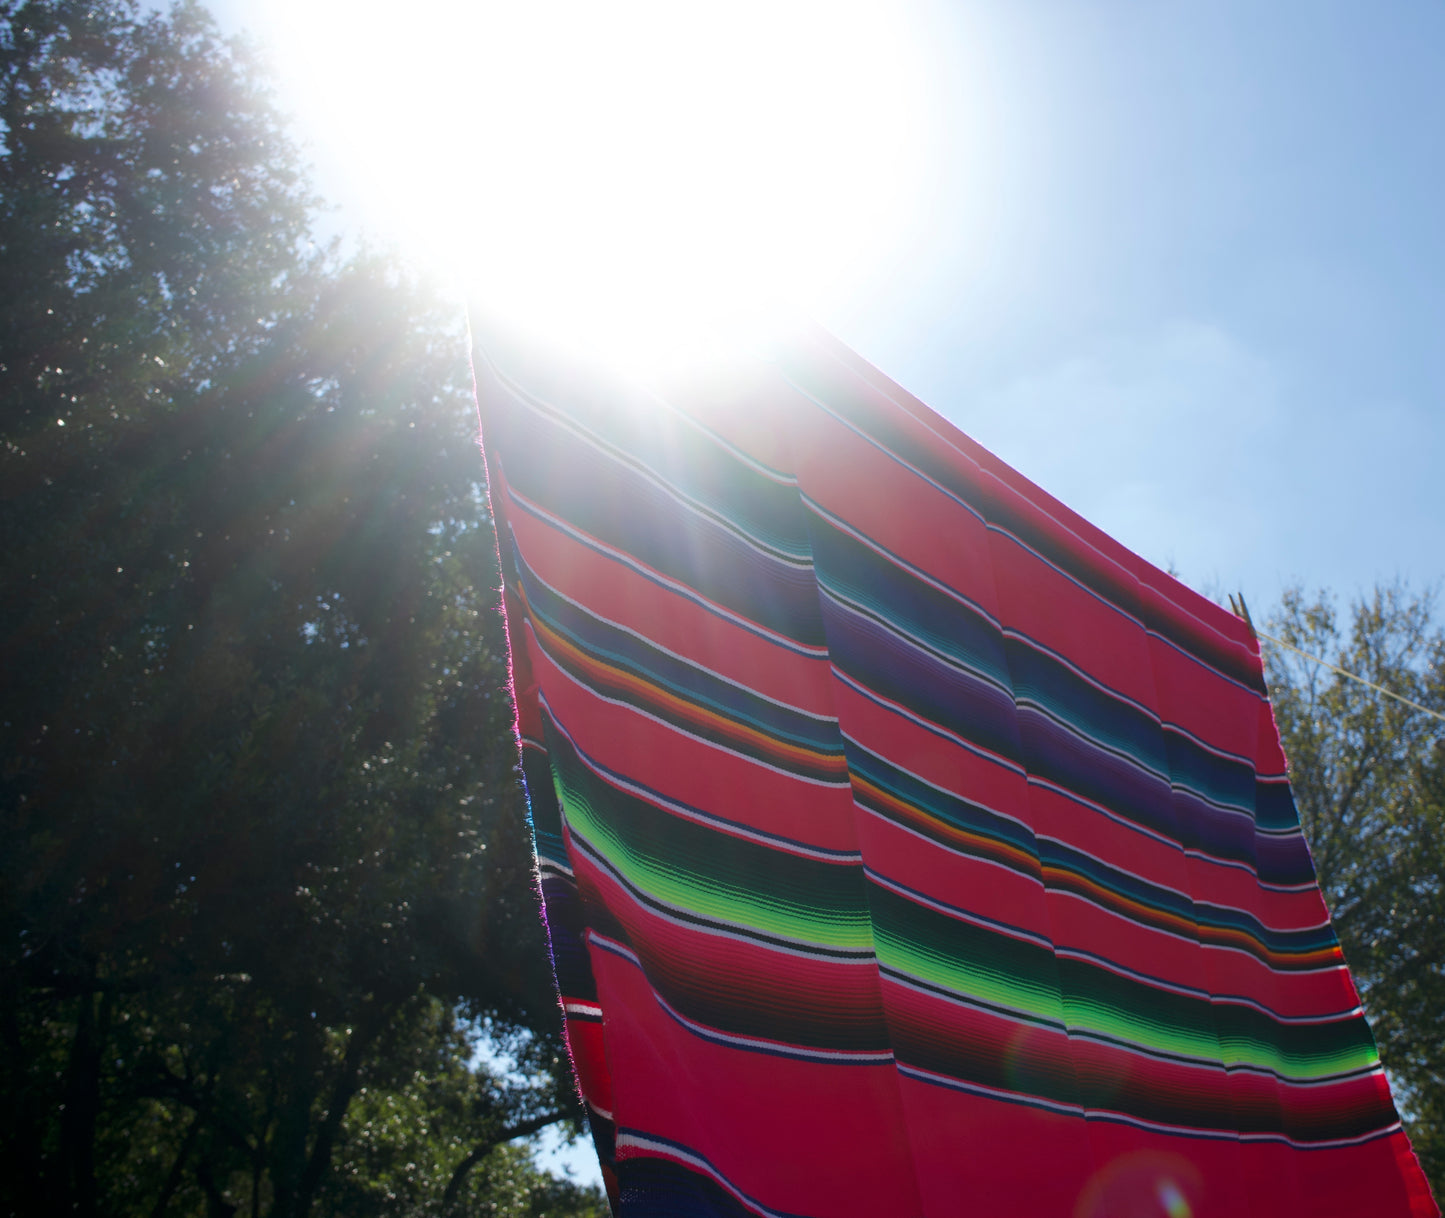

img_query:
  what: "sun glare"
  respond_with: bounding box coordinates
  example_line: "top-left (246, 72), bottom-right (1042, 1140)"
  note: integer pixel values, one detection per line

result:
top-left (253, 0), bottom-right (931, 370)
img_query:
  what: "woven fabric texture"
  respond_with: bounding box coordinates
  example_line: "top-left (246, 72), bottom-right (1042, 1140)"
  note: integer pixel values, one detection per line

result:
top-left (473, 323), bottom-right (1438, 1218)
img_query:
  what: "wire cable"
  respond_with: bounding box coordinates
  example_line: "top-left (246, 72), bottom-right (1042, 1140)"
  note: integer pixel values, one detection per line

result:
top-left (1253, 627), bottom-right (1445, 727)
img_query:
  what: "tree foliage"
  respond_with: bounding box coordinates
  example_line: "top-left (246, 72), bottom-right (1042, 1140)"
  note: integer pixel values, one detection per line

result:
top-left (1266, 585), bottom-right (1445, 1197)
top-left (0, 1), bottom-right (596, 1214)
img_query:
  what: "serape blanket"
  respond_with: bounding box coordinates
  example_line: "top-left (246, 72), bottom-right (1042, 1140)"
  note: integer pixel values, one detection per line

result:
top-left (472, 322), bottom-right (1437, 1218)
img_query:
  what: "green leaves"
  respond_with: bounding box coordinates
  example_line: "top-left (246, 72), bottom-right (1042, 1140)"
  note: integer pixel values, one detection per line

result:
top-left (1, 3), bottom-right (591, 1214)
top-left (1267, 584), bottom-right (1445, 1197)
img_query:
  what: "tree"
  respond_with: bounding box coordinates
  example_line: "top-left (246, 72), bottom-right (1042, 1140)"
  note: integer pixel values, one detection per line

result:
top-left (0, 1), bottom-right (597, 1213)
top-left (1266, 585), bottom-right (1445, 1197)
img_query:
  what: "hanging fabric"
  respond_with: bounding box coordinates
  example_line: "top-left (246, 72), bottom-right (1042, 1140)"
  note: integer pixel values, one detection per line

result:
top-left (472, 319), bottom-right (1437, 1218)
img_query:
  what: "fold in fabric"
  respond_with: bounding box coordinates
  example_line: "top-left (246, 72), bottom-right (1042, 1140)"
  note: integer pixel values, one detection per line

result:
top-left (471, 320), bottom-right (1438, 1218)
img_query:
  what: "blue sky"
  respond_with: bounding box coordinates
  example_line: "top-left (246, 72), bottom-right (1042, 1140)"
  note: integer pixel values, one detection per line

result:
top-left (212, 0), bottom-right (1442, 617)
top-left (824, 1), bottom-right (1443, 612)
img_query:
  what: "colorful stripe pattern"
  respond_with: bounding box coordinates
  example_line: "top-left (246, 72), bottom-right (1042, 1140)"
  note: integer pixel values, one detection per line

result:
top-left (473, 323), bottom-right (1438, 1218)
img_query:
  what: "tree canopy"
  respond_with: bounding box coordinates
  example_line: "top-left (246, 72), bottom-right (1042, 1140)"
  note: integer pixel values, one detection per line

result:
top-left (0, 1), bottom-right (598, 1213)
top-left (1266, 585), bottom-right (1445, 1198)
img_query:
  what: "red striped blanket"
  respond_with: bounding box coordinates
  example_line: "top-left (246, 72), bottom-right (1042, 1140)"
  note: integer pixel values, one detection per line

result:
top-left (473, 321), bottom-right (1437, 1218)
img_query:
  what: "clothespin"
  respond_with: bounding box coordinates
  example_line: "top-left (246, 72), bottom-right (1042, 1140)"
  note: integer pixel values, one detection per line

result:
top-left (1227, 592), bottom-right (1257, 642)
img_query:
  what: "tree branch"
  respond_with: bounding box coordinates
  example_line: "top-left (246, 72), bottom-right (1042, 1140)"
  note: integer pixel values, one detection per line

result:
top-left (293, 1006), bottom-right (391, 1218)
top-left (149, 1109), bottom-right (203, 1218)
top-left (137, 1065), bottom-right (258, 1165)
top-left (440, 1109), bottom-right (574, 1209)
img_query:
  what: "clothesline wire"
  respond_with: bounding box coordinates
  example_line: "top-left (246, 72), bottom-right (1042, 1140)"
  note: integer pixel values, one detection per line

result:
top-left (1226, 590), bottom-right (1445, 725)
top-left (1249, 625), bottom-right (1445, 728)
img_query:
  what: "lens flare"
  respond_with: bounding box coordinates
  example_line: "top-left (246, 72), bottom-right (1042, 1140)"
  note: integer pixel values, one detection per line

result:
top-left (1074, 1150), bottom-right (1201, 1218)
top-left (247, 0), bottom-right (933, 372)
top-left (1157, 1177), bottom-right (1193, 1218)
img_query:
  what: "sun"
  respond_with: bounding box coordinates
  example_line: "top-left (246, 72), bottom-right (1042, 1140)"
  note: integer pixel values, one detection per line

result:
top-left (249, 0), bottom-right (932, 371)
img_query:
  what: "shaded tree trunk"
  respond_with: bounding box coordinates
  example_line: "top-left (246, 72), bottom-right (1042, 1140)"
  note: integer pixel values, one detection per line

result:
top-left (59, 984), bottom-right (106, 1218)
top-left (289, 1009), bottom-right (387, 1218)
top-left (150, 1109), bottom-right (203, 1218)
